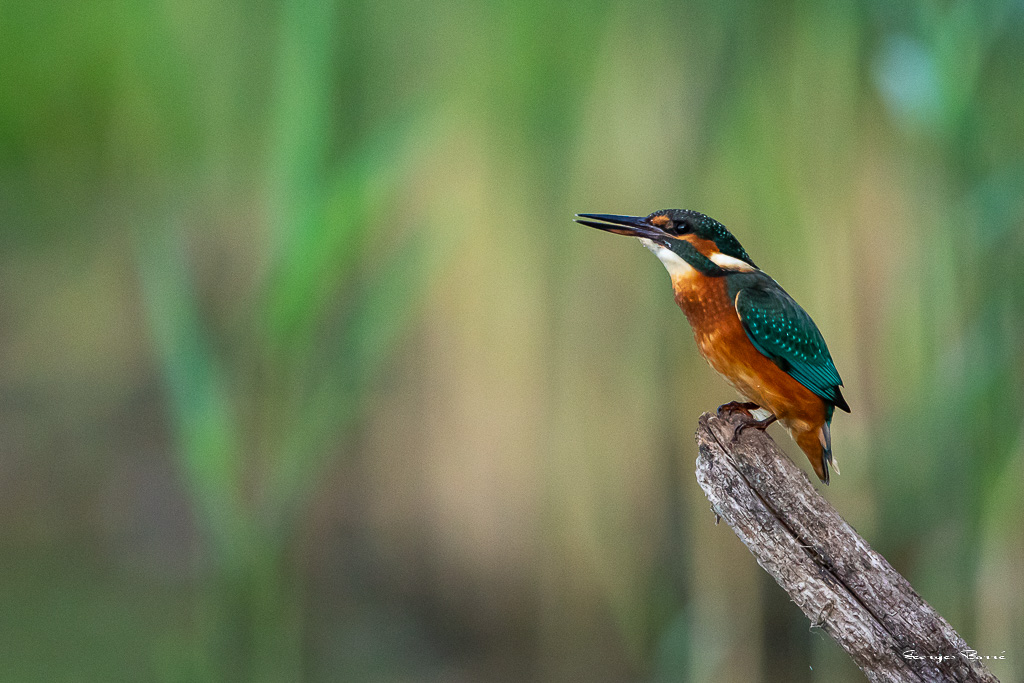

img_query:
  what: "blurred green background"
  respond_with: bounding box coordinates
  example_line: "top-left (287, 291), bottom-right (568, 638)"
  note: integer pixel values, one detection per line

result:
top-left (2, 0), bottom-right (1023, 681)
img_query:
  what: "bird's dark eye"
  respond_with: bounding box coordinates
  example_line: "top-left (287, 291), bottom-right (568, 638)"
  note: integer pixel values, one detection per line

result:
top-left (647, 211), bottom-right (690, 235)
top-left (667, 219), bottom-right (691, 236)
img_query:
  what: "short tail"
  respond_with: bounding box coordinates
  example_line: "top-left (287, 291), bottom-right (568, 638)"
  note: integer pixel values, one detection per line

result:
top-left (796, 421), bottom-right (834, 485)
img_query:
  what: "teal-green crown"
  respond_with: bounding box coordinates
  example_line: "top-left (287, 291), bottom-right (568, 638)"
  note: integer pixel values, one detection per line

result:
top-left (648, 209), bottom-right (756, 269)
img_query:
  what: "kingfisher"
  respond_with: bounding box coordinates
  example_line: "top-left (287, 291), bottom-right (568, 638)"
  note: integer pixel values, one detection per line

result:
top-left (575, 209), bottom-right (849, 484)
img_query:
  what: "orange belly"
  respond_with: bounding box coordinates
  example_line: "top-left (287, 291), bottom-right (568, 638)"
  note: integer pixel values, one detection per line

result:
top-left (672, 273), bottom-right (829, 478)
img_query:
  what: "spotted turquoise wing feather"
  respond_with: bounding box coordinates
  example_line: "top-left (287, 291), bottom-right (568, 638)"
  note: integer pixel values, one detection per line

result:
top-left (733, 282), bottom-right (849, 412)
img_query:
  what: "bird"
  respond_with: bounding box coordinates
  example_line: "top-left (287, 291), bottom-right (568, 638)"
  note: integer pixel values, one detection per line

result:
top-left (575, 209), bottom-right (849, 484)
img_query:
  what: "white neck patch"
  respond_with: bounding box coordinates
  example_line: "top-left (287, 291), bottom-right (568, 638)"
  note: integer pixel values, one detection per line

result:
top-left (709, 251), bottom-right (756, 272)
top-left (638, 237), bottom-right (756, 277)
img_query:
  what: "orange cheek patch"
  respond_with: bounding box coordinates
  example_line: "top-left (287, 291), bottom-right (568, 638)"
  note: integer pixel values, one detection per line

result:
top-left (650, 214), bottom-right (670, 228)
top-left (682, 235), bottom-right (719, 258)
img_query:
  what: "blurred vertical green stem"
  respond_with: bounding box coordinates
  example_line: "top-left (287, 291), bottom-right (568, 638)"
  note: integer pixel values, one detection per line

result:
top-left (136, 0), bottom-right (434, 677)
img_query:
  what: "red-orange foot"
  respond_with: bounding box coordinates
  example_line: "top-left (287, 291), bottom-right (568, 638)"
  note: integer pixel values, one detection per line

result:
top-left (735, 413), bottom-right (778, 434)
top-left (717, 401), bottom-right (760, 418)
top-left (717, 402), bottom-right (778, 441)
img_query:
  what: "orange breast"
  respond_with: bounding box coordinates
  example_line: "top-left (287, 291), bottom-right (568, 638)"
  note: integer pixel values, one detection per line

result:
top-left (671, 272), bottom-right (825, 432)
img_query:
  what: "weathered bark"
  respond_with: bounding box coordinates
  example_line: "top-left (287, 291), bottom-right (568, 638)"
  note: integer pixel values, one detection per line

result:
top-left (694, 412), bottom-right (999, 683)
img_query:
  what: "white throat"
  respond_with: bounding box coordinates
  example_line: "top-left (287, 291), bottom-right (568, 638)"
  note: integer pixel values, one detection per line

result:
top-left (639, 238), bottom-right (695, 279)
top-left (638, 237), bottom-right (756, 277)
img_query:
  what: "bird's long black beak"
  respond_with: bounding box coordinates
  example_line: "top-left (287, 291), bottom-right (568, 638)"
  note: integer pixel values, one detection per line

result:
top-left (574, 213), bottom-right (670, 246)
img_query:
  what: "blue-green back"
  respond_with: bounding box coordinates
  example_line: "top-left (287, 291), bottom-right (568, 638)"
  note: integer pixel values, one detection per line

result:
top-left (727, 273), bottom-right (849, 413)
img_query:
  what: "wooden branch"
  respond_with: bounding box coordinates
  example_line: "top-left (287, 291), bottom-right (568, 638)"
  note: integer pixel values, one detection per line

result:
top-left (694, 412), bottom-right (999, 683)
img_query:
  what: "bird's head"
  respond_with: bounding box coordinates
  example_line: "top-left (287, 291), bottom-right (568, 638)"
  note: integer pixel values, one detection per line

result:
top-left (575, 209), bottom-right (757, 276)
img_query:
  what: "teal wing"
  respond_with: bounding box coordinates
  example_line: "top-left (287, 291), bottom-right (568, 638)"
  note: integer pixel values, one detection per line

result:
top-left (733, 282), bottom-right (849, 412)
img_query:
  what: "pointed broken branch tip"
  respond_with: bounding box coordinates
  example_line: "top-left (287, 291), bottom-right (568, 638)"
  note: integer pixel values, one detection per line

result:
top-left (694, 411), bottom-right (998, 683)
